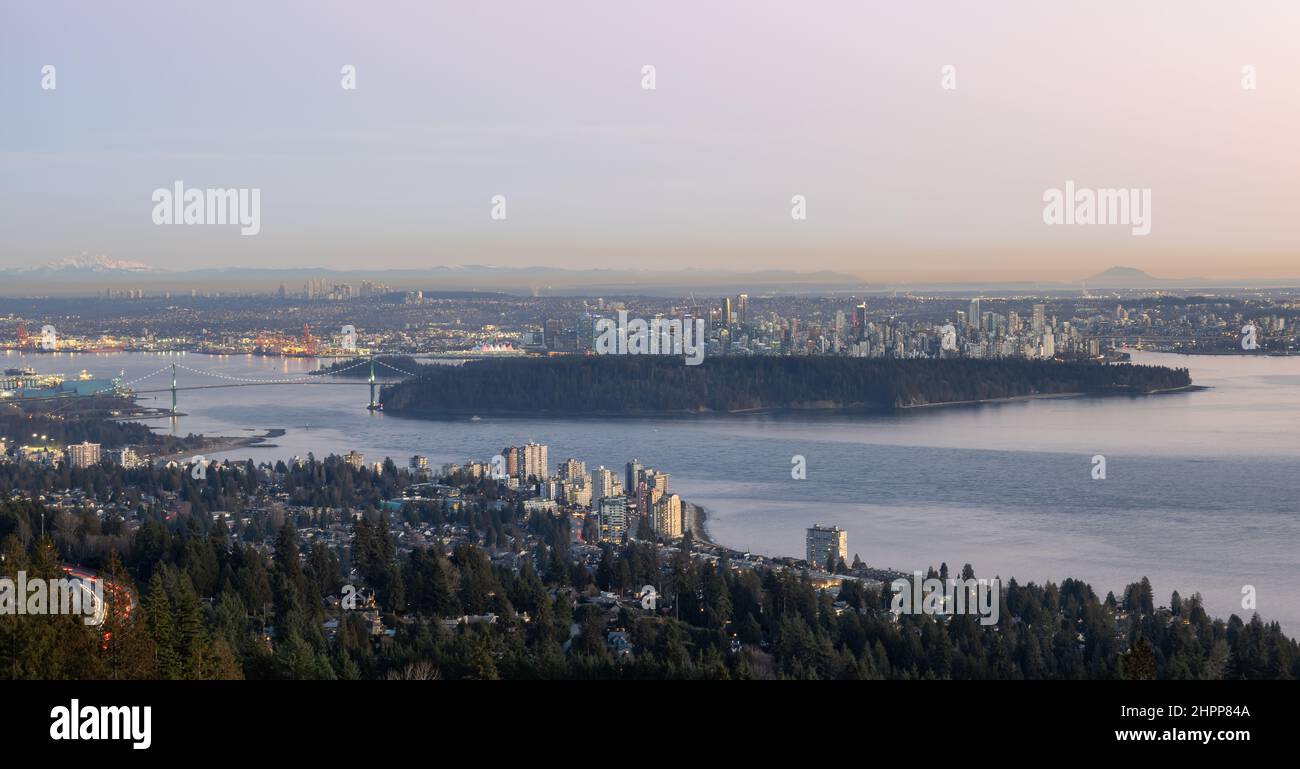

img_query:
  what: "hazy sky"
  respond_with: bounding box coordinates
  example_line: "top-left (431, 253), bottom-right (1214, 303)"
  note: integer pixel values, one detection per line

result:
top-left (2, 0), bottom-right (1298, 281)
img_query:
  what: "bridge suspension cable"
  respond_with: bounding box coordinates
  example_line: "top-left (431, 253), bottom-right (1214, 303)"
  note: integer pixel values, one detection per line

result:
top-left (171, 357), bottom-right (372, 384)
top-left (373, 359), bottom-right (425, 378)
top-left (15, 357), bottom-right (405, 412)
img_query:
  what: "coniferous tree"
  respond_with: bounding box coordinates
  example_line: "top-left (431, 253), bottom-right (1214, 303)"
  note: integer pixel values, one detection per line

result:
top-left (143, 571), bottom-right (180, 679)
top-left (101, 549), bottom-right (157, 680)
top-left (1122, 637), bottom-right (1158, 680)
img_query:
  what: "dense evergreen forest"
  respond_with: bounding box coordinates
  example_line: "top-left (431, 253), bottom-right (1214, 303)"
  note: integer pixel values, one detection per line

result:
top-left (1, 499), bottom-right (1294, 681)
top-left (0, 454), bottom-right (409, 561)
top-left (1, 455), bottom-right (1291, 682)
top-left (373, 356), bottom-right (1193, 415)
top-left (0, 403), bottom-right (205, 453)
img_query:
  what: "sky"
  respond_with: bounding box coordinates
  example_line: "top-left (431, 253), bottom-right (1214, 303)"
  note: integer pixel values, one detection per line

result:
top-left (2, 0), bottom-right (1298, 282)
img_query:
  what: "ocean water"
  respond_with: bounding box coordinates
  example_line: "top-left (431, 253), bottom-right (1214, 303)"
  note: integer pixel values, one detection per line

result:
top-left (7, 349), bottom-right (1298, 632)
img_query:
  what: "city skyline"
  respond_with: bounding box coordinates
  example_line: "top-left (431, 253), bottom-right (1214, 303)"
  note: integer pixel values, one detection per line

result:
top-left (3, 258), bottom-right (1300, 300)
top-left (2, 0), bottom-right (1295, 744)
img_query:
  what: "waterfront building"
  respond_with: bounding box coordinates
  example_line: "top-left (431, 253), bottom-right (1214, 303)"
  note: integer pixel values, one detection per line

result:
top-left (652, 493), bottom-right (683, 539)
top-left (643, 469), bottom-right (669, 504)
top-left (592, 466), bottom-right (622, 501)
top-left (625, 459), bottom-right (642, 493)
top-left (500, 443), bottom-right (551, 480)
top-left (806, 524), bottom-right (848, 570)
top-left (558, 457), bottom-right (587, 480)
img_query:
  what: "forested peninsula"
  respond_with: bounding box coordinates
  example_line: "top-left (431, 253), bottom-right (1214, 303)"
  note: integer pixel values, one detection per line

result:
top-left (370, 356), bottom-right (1194, 416)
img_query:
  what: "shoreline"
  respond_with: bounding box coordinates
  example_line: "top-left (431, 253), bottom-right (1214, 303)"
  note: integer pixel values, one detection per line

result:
top-left (382, 385), bottom-right (1206, 420)
top-left (897, 384), bottom-right (1207, 411)
top-left (384, 405), bottom-right (884, 419)
top-left (682, 501), bottom-right (715, 547)
top-left (150, 428), bottom-right (284, 463)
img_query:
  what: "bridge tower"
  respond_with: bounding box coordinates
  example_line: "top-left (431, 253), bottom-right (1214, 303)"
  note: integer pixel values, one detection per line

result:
top-left (367, 356), bottom-right (379, 410)
top-left (171, 363), bottom-right (178, 415)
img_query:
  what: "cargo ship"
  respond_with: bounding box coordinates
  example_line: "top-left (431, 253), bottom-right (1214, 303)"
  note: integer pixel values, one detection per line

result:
top-left (0, 368), bottom-right (119, 399)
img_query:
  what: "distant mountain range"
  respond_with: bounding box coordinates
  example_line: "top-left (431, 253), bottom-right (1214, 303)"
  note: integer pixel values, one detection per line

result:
top-left (14, 254), bottom-right (161, 274)
top-left (1081, 266), bottom-right (1211, 289)
top-left (1, 258), bottom-right (1296, 296)
top-left (0, 260), bottom-right (866, 296)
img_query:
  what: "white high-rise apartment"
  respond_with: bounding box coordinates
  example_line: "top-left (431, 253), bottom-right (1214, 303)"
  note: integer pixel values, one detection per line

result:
top-left (592, 466), bottom-right (622, 501)
top-left (653, 494), bottom-right (683, 539)
top-left (597, 496), bottom-right (628, 541)
top-left (67, 441), bottom-right (101, 468)
top-left (558, 457), bottom-right (586, 480)
top-left (806, 524), bottom-right (848, 570)
top-left (522, 442), bottom-right (549, 480)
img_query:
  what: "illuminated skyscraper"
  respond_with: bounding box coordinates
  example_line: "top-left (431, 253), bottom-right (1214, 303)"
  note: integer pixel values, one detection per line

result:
top-left (68, 441), bottom-right (101, 468)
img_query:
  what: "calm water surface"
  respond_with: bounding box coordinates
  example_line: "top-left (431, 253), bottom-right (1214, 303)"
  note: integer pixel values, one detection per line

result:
top-left (8, 349), bottom-right (1298, 632)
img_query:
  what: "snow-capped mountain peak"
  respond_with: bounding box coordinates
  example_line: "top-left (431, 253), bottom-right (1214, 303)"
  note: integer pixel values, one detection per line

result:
top-left (31, 254), bottom-right (160, 273)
